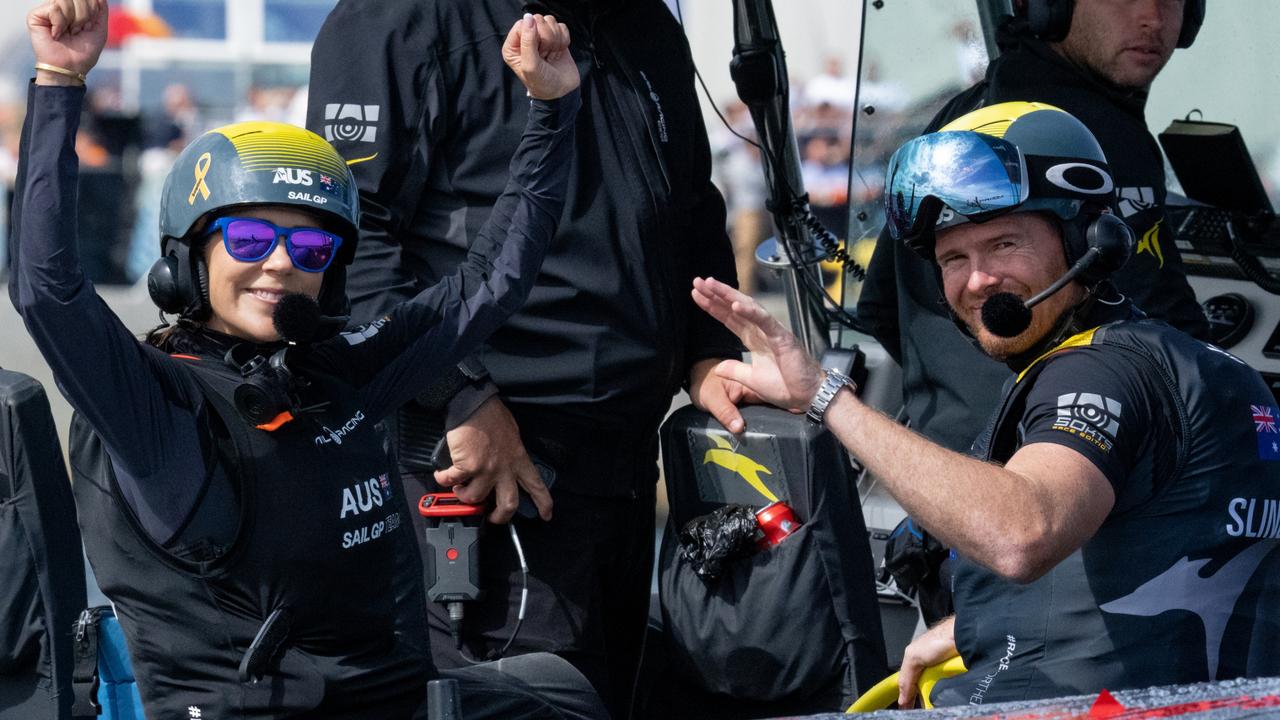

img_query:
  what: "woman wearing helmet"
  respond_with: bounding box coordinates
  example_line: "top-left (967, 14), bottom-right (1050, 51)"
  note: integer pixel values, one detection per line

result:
top-left (12, 1), bottom-right (604, 718)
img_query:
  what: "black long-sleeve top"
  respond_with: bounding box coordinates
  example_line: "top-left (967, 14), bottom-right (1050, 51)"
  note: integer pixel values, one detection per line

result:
top-left (10, 81), bottom-right (579, 547)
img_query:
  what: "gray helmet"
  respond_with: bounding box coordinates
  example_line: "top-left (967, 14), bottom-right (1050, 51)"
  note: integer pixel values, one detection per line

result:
top-left (149, 121), bottom-right (359, 320)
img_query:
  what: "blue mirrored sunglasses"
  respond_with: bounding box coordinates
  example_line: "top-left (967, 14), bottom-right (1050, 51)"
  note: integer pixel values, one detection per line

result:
top-left (884, 130), bottom-right (1029, 243)
top-left (206, 217), bottom-right (343, 273)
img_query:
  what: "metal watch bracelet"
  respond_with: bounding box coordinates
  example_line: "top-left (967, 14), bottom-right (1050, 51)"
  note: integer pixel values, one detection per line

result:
top-left (805, 368), bottom-right (856, 424)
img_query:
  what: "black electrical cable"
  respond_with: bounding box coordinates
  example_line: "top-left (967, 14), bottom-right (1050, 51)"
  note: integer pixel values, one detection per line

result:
top-left (1226, 217), bottom-right (1280, 296)
top-left (673, 0), bottom-right (762, 153)
top-left (793, 195), bottom-right (866, 281)
top-left (673, 0), bottom-right (870, 334)
top-left (456, 524), bottom-right (530, 665)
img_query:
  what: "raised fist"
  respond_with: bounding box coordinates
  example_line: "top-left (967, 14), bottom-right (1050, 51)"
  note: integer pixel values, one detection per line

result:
top-left (502, 13), bottom-right (580, 100)
top-left (28, 0), bottom-right (108, 82)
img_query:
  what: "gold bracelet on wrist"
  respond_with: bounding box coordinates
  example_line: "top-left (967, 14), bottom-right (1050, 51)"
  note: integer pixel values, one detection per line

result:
top-left (35, 62), bottom-right (87, 85)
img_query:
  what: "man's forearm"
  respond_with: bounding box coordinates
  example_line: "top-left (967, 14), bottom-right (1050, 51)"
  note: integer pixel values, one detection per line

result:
top-left (823, 389), bottom-right (1080, 581)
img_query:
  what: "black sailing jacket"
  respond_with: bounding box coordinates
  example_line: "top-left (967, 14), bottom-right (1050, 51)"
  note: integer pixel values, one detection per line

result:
top-left (935, 302), bottom-right (1280, 704)
top-left (306, 0), bottom-right (742, 437)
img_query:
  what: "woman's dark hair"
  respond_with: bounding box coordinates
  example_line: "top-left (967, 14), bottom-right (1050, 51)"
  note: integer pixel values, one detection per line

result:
top-left (144, 317), bottom-right (204, 352)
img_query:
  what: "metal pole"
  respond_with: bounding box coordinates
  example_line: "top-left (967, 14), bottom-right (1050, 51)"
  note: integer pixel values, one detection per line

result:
top-left (977, 0), bottom-right (1012, 62)
top-left (731, 0), bottom-right (829, 355)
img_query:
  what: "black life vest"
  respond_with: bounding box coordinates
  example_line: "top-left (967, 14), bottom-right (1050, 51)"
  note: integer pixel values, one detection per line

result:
top-left (934, 318), bottom-right (1280, 706)
top-left (70, 347), bottom-right (433, 719)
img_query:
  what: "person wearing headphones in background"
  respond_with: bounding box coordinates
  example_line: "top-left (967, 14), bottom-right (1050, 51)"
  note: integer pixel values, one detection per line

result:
top-left (12, 1), bottom-right (608, 717)
top-left (306, 2), bottom-right (746, 716)
top-left (694, 104), bottom-right (1280, 708)
top-left (858, 0), bottom-right (1211, 625)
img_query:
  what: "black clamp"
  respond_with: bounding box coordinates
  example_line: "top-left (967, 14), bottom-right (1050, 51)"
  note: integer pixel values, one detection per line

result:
top-left (225, 345), bottom-right (325, 429)
top-left (70, 608), bottom-right (104, 718)
top-left (238, 608), bottom-right (293, 684)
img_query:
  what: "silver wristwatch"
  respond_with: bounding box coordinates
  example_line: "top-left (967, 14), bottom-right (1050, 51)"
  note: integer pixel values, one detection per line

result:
top-left (805, 368), bottom-right (856, 424)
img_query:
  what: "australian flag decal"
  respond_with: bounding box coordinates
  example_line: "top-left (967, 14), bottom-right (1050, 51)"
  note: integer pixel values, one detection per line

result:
top-left (1252, 404), bottom-right (1280, 460)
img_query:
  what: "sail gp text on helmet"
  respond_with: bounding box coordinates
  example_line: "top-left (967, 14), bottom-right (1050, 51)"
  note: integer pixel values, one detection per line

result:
top-left (288, 192), bottom-right (328, 205)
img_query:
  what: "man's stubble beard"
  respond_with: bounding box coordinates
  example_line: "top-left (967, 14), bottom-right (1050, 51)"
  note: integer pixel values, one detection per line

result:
top-left (968, 313), bottom-right (1053, 361)
top-left (962, 286), bottom-right (1084, 362)
top-left (1051, 21), bottom-right (1176, 92)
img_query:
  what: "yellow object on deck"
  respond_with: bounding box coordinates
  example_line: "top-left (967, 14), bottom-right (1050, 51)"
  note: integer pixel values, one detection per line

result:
top-left (845, 656), bottom-right (967, 712)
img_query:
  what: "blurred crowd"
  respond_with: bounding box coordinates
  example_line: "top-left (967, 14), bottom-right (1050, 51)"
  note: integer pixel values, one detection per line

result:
top-left (0, 55), bottom-right (930, 295)
top-left (711, 55), bottom-right (959, 298)
top-left (0, 80), bottom-right (307, 285)
top-left (711, 57), bottom-right (866, 296)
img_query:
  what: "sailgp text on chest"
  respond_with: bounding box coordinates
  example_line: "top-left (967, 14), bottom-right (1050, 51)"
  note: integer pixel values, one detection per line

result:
top-left (314, 410), bottom-right (366, 446)
top-left (339, 474), bottom-right (401, 549)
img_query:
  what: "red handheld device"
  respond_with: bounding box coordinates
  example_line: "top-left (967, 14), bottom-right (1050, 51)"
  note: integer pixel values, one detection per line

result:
top-left (419, 492), bottom-right (485, 649)
top-left (419, 492), bottom-right (487, 518)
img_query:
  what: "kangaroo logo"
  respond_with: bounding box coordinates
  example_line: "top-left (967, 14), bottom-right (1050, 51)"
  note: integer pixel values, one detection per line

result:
top-left (1135, 219), bottom-right (1165, 268)
top-left (702, 433), bottom-right (779, 503)
top-left (1100, 541), bottom-right (1278, 678)
top-left (272, 167), bottom-right (312, 186)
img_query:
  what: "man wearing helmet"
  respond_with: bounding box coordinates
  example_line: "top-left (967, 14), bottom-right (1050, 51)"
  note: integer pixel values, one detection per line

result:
top-left (693, 104), bottom-right (1280, 707)
top-left (859, 0), bottom-right (1210, 624)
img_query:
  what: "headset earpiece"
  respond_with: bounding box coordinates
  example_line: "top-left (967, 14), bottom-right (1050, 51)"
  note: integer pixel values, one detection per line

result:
top-left (1021, 0), bottom-right (1074, 43)
top-left (147, 239), bottom-right (211, 320)
top-left (1082, 212), bottom-right (1134, 283)
top-left (147, 254), bottom-right (183, 314)
top-left (191, 253), bottom-right (212, 321)
top-left (1177, 0), bottom-right (1205, 49)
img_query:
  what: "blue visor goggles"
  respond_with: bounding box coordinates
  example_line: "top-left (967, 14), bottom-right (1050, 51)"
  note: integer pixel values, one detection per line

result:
top-left (884, 131), bottom-right (1030, 246)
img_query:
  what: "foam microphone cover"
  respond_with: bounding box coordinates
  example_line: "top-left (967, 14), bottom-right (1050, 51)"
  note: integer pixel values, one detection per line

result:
top-left (273, 293), bottom-right (323, 344)
top-left (981, 292), bottom-right (1033, 338)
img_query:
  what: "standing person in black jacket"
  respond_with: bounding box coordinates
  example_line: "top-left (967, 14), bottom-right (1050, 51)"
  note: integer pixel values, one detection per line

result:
top-left (307, 1), bottom-right (745, 715)
top-left (857, 0), bottom-right (1210, 622)
top-left (14, 2), bottom-right (606, 717)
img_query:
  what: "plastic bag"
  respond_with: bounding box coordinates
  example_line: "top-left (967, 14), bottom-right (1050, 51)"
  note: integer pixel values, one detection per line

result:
top-left (677, 504), bottom-right (760, 581)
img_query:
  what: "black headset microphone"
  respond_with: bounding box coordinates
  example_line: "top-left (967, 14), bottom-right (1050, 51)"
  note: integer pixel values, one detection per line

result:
top-left (272, 293), bottom-right (348, 344)
top-left (980, 215), bottom-right (1134, 338)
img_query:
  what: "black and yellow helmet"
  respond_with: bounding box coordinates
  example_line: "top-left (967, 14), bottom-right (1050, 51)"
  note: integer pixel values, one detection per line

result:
top-left (885, 101), bottom-right (1119, 270)
top-left (149, 121), bottom-right (359, 321)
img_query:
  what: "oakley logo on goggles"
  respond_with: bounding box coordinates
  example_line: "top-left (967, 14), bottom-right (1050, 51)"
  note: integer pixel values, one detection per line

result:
top-left (885, 131), bottom-right (1029, 244)
top-left (206, 217), bottom-right (343, 273)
